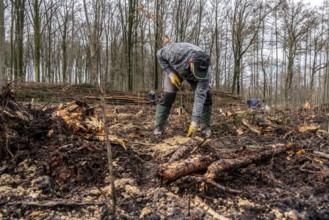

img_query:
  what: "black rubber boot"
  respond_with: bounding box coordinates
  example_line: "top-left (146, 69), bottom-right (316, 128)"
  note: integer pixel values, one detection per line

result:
top-left (154, 92), bottom-right (176, 135)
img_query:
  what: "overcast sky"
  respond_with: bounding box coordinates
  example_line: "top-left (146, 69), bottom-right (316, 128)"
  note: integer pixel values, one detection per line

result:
top-left (297, 0), bottom-right (324, 6)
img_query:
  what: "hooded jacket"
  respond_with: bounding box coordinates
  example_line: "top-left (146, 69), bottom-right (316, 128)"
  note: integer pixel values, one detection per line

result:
top-left (157, 43), bottom-right (211, 123)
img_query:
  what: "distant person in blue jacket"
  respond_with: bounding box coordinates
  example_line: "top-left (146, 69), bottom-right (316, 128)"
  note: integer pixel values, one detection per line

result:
top-left (148, 90), bottom-right (157, 106)
top-left (247, 99), bottom-right (262, 109)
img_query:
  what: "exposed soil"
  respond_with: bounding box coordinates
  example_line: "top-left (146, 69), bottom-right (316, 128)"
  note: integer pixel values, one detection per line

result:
top-left (0, 84), bottom-right (328, 219)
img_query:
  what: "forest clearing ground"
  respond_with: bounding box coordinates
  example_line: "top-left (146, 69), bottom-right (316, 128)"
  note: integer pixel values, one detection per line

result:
top-left (0, 84), bottom-right (328, 219)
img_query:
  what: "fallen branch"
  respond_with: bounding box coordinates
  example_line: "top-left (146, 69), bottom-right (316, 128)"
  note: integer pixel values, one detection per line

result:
top-left (313, 151), bottom-right (329, 160)
top-left (168, 145), bottom-right (191, 163)
top-left (282, 130), bottom-right (294, 139)
top-left (159, 155), bottom-right (216, 182)
top-left (192, 196), bottom-right (229, 220)
top-left (84, 95), bottom-right (150, 105)
top-left (132, 142), bottom-right (156, 146)
top-left (317, 129), bottom-right (329, 136)
top-left (4, 200), bottom-right (105, 208)
top-left (242, 118), bottom-right (261, 135)
top-left (180, 176), bottom-right (241, 194)
top-left (205, 179), bottom-right (242, 194)
top-left (5, 135), bottom-right (13, 158)
top-left (168, 137), bottom-right (208, 163)
top-left (191, 138), bottom-right (209, 154)
top-left (205, 143), bottom-right (288, 179)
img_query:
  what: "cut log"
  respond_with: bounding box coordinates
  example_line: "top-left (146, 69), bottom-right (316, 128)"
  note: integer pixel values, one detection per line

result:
top-left (205, 143), bottom-right (288, 179)
top-left (158, 155), bottom-right (216, 182)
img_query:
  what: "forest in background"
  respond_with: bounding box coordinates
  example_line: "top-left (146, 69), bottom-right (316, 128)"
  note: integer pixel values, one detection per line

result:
top-left (0, 0), bottom-right (329, 107)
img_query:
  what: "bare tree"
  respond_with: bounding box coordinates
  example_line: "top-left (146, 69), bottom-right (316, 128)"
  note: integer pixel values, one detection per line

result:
top-left (324, 0), bottom-right (329, 103)
top-left (274, 8), bottom-right (280, 107)
top-left (0, 0), bottom-right (5, 85)
top-left (10, 0), bottom-right (26, 82)
top-left (153, 0), bottom-right (163, 90)
top-left (193, 0), bottom-right (204, 45)
top-left (56, 0), bottom-right (77, 83)
top-left (127, 0), bottom-right (136, 92)
top-left (281, 1), bottom-right (317, 102)
top-left (32, 0), bottom-right (41, 82)
top-left (117, 0), bottom-right (128, 91)
top-left (43, 0), bottom-right (58, 83)
top-left (231, 0), bottom-right (281, 95)
top-left (173, 0), bottom-right (196, 42)
top-left (309, 17), bottom-right (329, 104)
top-left (82, 0), bottom-right (105, 85)
top-left (259, 7), bottom-right (271, 100)
top-left (103, 3), bottom-right (112, 89)
top-left (210, 0), bottom-right (227, 90)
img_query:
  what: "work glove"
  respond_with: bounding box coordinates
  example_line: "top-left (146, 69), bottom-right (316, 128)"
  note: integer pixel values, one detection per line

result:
top-left (187, 121), bottom-right (198, 137)
top-left (168, 72), bottom-right (181, 89)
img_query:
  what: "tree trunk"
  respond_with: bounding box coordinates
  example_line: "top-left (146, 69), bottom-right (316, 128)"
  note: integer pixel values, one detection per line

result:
top-left (33, 0), bottom-right (41, 82)
top-left (0, 0), bottom-right (4, 85)
top-left (232, 56), bottom-right (241, 94)
top-left (285, 49), bottom-right (295, 102)
top-left (154, 0), bottom-right (160, 90)
top-left (10, 3), bottom-right (14, 81)
top-left (127, 0), bottom-right (135, 92)
top-left (214, 0), bottom-right (220, 90)
top-left (82, 0), bottom-right (103, 86)
top-left (194, 0), bottom-right (203, 46)
top-left (260, 18), bottom-right (267, 99)
top-left (45, 0), bottom-right (54, 83)
top-left (14, 0), bottom-right (26, 82)
top-left (274, 10), bottom-right (279, 107)
top-left (61, 15), bottom-right (68, 83)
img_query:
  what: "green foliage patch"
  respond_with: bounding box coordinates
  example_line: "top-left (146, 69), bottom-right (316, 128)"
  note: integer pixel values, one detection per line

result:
top-left (16, 88), bottom-right (54, 102)
top-left (77, 83), bottom-right (96, 89)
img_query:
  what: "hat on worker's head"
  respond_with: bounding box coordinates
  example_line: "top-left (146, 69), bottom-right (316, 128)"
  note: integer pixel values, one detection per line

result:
top-left (191, 51), bottom-right (210, 79)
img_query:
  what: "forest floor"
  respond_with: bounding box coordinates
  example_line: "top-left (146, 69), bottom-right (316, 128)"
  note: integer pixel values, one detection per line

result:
top-left (0, 83), bottom-right (328, 220)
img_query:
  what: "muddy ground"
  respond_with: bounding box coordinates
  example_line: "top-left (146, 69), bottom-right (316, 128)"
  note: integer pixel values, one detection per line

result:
top-left (0, 84), bottom-right (328, 219)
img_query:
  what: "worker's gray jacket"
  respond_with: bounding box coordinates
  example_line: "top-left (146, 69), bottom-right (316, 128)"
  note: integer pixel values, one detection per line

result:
top-left (157, 43), bottom-right (211, 123)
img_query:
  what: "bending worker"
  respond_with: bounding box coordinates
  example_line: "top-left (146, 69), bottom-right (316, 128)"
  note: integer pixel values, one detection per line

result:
top-left (154, 42), bottom-right (212, 137)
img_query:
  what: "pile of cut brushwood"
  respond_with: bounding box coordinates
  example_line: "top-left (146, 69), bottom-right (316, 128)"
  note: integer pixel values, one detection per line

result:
top-left (0, 83), bottom-right (328, 219)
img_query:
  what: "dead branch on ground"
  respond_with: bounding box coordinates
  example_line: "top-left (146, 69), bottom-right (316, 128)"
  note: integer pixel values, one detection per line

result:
top-left (205, 143), bottom-right (289, 179)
